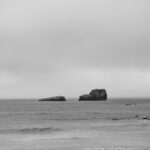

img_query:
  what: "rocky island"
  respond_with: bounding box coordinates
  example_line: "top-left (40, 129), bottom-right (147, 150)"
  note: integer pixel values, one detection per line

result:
top-left (79, 89), bottom-right (107, 101)
top-left (38, 96), bottom-right (66, 101)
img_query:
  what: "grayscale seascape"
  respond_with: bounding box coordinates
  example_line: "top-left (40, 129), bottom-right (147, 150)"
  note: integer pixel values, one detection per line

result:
top-left (0, 99), bottom-right (150, 150)
top-left (1, 0), bottom-right (150, 149)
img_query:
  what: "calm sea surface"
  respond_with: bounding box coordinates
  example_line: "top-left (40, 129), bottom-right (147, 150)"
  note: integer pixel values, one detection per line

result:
top-left (0, 98), bottom-right (150, 134)
top-left (0, 98), bottom-right (150, 150)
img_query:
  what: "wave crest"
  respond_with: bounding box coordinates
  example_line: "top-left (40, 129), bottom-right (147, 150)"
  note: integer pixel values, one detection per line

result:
top-left (0, 127), bottom-right (61, 134)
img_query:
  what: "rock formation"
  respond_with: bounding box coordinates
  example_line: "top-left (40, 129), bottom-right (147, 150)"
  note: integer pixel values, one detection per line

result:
top-left (39, 96), bottom-right (66, 101)
top-left (79, 89), bottom-right (107, 101)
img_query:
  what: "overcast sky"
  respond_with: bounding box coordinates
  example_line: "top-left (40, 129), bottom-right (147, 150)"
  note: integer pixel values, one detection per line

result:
top-left (0, 0), bottom-right (150, 98)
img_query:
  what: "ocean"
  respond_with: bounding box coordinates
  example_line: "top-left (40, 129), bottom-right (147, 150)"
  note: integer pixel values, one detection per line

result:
top-left (0, 98), bottom-right (150, 150)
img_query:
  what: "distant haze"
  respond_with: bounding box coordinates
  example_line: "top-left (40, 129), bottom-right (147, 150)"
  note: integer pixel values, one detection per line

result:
top-left (0, 0), bottom-right (150, 98)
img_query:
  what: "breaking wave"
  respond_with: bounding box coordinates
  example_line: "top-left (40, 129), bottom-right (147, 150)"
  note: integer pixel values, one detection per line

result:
top-left (0, 127), bottom-right (61, 134)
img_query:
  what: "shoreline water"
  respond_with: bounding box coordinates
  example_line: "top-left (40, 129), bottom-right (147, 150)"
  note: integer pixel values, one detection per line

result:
top-left (0, 98), bottom-right (149, 150)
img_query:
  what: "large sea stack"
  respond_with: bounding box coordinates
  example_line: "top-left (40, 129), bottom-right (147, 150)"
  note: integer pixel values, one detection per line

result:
top-left (39, 96), bottom-right (66, 101)
top-left (79, 89), bottom-right (107, 101)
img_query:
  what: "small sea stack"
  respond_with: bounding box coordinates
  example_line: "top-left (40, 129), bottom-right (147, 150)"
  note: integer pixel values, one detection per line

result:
top-left (38, 96), bottom-right (66, 101)
top-left (79, 89), bottom-right (107, 101)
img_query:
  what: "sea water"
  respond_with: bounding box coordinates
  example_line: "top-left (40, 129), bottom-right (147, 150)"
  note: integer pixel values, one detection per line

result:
top-left (0, 98), bottom-right (150, 150)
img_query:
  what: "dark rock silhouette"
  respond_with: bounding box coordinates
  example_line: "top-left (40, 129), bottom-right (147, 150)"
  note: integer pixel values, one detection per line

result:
top-left (79, 89), bottom-right (107, 101)
top-left (112, 118), bottom-right (119, 121)
top-left (79, 94), bottom-right (93, 100)
top-left (135, 115), bottom-right (150, 120)
top-left (126, 103), bottom-right (137, 106)
top-left (39, 96), bottom-right (66, 101)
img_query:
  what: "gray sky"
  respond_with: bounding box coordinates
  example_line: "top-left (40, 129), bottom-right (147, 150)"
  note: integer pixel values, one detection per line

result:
top-left (0, 0), bottom-right (150, 98)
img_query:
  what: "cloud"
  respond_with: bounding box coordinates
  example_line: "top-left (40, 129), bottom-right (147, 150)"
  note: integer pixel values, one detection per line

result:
top-left (0, 0), bottom-right (150, 97)
top-left (0, 70), bottom-right (21, 86)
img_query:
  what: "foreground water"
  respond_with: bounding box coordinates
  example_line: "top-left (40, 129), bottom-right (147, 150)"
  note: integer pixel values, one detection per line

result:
top-left (0, 98), bottom-right (150, 150)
